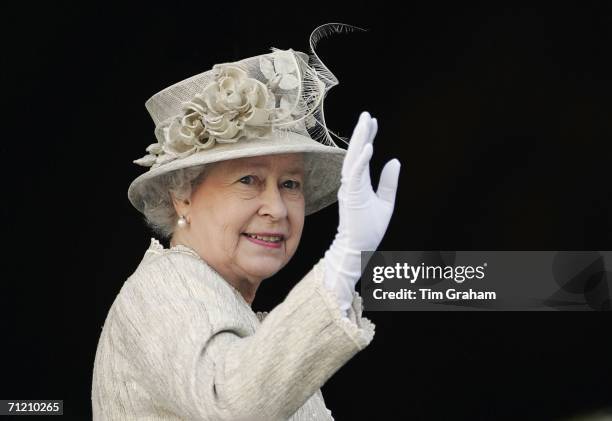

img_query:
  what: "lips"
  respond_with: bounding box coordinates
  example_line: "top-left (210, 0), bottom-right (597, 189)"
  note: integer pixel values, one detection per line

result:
top-left (242, 232), bottom-right (285, 248)
top-left (242, 233), bottom-right (285, 243)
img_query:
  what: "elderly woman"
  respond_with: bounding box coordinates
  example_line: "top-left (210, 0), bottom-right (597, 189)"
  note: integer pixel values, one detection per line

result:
top-left (92, 24), bottom-right (400, 420)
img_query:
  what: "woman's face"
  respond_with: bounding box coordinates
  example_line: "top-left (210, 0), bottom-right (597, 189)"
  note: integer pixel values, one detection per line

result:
top-left (177, 153), bottom-right (306, 290)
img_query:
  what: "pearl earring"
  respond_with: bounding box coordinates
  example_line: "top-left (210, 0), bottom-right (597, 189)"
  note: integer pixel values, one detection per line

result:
top-left (177, 215), bottom-right (188, 228)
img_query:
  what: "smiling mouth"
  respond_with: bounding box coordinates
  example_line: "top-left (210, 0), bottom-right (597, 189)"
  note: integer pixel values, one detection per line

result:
top-left (242, 233), bottom-right (284, 243)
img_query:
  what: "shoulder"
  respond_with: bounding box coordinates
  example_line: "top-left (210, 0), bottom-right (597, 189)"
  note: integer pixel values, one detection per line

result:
top-left (126, 248), bottom-right (226, 300)
top-left (113, 248), bottom-right (250, 332)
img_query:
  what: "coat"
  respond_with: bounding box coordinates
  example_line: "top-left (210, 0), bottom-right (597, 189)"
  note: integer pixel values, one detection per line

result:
top-left (92, 238), bottom-right (375, 420)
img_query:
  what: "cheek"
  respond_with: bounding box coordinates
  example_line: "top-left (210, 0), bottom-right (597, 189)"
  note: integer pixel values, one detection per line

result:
top-left (287, 201), bottom-right (305, 242)
top-left (222, 201), bottom-right (259, 237)
top-left (200, 202), bottom-right (243, 241)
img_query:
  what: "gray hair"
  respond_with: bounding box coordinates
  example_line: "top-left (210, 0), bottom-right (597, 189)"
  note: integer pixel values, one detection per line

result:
top-left (140, 164), bottom-right (209, 241)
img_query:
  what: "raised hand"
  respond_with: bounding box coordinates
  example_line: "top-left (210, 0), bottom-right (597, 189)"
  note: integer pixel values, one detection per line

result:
top-left (337, 111), bottom-right (401, 253)
top-left (323, 111), bottom-right (401, 316)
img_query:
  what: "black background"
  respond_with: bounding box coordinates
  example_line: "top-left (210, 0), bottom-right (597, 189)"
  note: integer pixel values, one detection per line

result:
top-left (2, 1), bottom-right (612, 420)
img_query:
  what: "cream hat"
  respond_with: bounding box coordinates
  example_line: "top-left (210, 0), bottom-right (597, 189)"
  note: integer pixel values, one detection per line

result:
top-left (127, 23), bottom-right (363, 216)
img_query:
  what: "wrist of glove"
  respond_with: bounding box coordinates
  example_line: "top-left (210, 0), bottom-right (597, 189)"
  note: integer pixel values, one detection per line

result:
top-left (321, 111), bottom-right (401, 318)
top-left (323, 233), bottom-right (362, 317)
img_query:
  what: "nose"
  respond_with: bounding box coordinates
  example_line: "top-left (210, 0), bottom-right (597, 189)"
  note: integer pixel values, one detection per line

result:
top-left (258, 182), bottom-right (288, 220)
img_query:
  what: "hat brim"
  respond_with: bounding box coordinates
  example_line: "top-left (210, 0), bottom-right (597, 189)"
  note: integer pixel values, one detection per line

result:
top-left (127, 132), bottom-right (347, 216)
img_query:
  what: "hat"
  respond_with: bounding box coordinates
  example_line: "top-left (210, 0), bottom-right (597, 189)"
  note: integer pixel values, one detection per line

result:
top-left (127, 23), bottom-right (364, 216)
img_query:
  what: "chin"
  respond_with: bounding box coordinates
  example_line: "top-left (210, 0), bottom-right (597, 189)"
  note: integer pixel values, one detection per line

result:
top-left (244, 258), bottom-right (285, 279)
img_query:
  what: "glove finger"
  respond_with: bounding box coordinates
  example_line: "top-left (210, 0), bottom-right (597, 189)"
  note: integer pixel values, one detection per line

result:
top-left (347, 143), bottom-right (374, 193)
top-left (343, 112), bottom-right (373, 179)
top-left (376, 158), bottom-right (401, 204)
top-left (358, 118), bottom-right (377, 188)
top-left (367, 117), bottom-right (378, 146)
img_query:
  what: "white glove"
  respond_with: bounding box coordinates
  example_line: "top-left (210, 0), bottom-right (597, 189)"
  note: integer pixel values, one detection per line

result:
top-left (323, 111), bottom-right (401, 317)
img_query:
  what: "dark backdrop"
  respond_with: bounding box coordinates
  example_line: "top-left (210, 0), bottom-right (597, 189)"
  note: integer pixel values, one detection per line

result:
top-left (2, 1), bottom-right (612, 420)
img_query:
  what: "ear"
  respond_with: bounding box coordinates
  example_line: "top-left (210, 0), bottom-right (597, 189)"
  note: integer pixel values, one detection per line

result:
top-left (170, 192), bottom-right (191, 218)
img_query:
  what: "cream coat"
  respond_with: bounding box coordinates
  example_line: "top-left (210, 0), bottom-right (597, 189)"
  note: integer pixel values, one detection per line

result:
top-left (92, 238), bottom-right (375, 420)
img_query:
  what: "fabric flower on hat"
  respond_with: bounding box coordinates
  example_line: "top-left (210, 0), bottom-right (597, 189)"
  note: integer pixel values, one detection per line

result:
top-left (259, 50), bottom-right (300, 91)
top-left (198, 66), bottom-right (274, 141)
top-left (260, 49), bottom-right (325, 132)
top-left (260, 51), bottom-right (304, 121)
top-left (134, 66), bottom-right (276, 167)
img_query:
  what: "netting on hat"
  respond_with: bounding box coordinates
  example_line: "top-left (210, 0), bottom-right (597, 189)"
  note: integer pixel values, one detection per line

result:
top-left (134, 23), bottom-right (364, 169)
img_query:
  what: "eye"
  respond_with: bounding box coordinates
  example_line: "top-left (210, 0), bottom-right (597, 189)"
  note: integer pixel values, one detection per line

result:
top-left (239, 175), bottom-right (256, 185)
top-left (282, 179), bottom-right (301, 190)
